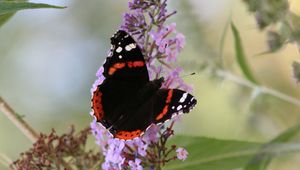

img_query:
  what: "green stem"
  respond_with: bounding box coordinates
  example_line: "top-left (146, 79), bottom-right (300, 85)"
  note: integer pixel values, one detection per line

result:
top-left (0, 153), bottom-right (12, 168)
top-left (0, 96), bottom-right (39, 143)
top-left (216, 70), bottom-right (300, 106)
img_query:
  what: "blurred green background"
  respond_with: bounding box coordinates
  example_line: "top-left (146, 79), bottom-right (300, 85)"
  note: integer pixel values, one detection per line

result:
top-left (1, 0), bottom-right (300, 169)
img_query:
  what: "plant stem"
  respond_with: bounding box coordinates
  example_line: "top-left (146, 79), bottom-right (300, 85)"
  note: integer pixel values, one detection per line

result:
top-left (216, 70), bottom-right (300, 106)
top-left (0, 96), bottom-right (39, 143)
top-left (0, 153), bottom-right (12, 168)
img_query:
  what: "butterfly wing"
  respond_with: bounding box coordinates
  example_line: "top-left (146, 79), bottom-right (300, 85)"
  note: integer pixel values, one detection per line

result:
top-left (103, 30), bottom-right (149, 82)
top-left (111, 89), bottom-right (197, 140)
top-left (92, 30), bottom-right (197, 140)
top-left (153, 89), bottom-right (197, 124)
top-left (92, 30), bottom-right (149, 128)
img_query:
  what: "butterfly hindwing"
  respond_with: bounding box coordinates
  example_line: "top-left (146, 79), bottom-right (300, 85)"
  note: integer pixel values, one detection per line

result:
top-left (153, 89), bottom-right (197, 124)
top-left (108, 89), bottom-right (197, 140)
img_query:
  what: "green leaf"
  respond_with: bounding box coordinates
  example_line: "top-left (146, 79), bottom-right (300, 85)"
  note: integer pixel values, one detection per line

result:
top-left (0, 12), bottom-right (14, 27)
top-left (0, 0), bottom-right (25, 27)
top-left (164, 136), bottom-right (261, 170)
top-left (245, 122), bottom-right (300, 170)
top-left (292, 61), bottom-right (300, 83)
top-left (0, 1), bottom-right (65, 15)
top-left (218, 14), bottom-right (231, 67)
top-left (231, 22), bottom-right (258, 84)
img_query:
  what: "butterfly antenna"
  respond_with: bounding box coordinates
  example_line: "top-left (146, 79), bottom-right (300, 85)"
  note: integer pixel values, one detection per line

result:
top-left (180, 72), bottom-right (196, 78)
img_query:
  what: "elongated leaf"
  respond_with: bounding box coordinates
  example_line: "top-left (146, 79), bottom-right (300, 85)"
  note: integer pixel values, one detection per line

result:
top-left (164, 136), bottom-right (261, 170)
top-left (219, 14), bottom-right (231, 67)
top-left (0, 0), bottom-right (26, 27)
top-left (231, 22), bottom-right (258, 84)
top-left (245, 122), bottom-right (300, 170)
top-left (0, 12), bottom-right (14, 27)
top-left (0, 1), bottom-right (65, 15)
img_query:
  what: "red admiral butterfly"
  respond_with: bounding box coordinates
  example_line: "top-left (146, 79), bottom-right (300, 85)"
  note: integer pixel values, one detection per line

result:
top-left (92, 30), bottom-right (197, 140)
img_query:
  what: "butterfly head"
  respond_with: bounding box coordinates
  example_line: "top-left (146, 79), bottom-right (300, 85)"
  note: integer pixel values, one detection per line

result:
top-left (152, 77), bottom-right (164, 89)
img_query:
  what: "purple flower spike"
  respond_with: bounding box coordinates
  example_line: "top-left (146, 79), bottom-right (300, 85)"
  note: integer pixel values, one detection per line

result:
top-left (128, 158), bottom-right (143, 170)
top-left (128, 0), bottom-right (154, 10)
top-left (90, 0), bottom-right (194, 169)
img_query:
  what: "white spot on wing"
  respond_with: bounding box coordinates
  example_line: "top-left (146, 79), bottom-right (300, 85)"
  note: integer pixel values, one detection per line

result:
top-left (116, 47), bottom-right (122, 53)
top-left (179, 93), bottom-right (188, 103)
top-left (130, 43), bottom-right (136, 49)
top-left (107, 51), bottom-right (112, 57)
top-left (119, 55), bottom-right (122, 59)
top-left (177, 105), bottom-right (182, 111)
top-left (125, 45), bottom-right (131, 51)
top-left (125, 43), bottom-right (136, 51)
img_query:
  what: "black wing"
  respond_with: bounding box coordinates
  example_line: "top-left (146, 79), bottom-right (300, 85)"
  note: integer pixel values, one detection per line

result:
top-left (110, 89), bottom-right (197, 140)
top-left (92, 30), bottom-right (149, 129)
top-left (153, 89), bottom-right (197, 124)
top-left (103, 30), bottom-right (149, 82)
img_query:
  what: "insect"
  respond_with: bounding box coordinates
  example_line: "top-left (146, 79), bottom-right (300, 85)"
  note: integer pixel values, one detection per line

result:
top-left (91, 30), bottom-right (197, 140)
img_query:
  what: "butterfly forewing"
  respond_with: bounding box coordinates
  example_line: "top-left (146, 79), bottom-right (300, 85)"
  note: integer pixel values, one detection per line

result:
top-left (103, 30), bottom-right (149, 83)
top-left (92, 30), bottom-right (149, 123)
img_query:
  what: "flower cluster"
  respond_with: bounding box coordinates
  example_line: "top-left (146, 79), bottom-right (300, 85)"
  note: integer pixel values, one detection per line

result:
top-left (11, 126), bottom-right (101, 170)
top-left (243, 0), bottom-right (289, 29)
top-left (91, 0), bottom-right (191, 169)
top-left (242, 0), bottom-right (300, 52)
top-left (121, 0), bottom-right (191, 92)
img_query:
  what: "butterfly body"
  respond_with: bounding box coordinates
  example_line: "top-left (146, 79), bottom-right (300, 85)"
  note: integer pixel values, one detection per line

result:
top-left (92, 30), bottom-right (197, 140)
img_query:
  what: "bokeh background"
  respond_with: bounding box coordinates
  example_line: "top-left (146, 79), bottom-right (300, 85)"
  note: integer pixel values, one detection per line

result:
top-left (1, 0), bottom-right (300, 169)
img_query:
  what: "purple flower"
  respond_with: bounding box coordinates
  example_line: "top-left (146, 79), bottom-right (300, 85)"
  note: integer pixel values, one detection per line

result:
top-left (165, 47), bottom-right (178, 62)
top-left (121, 9), bottom-right (147, 45)
top-left (90, 119), bottom-right (110, 150)
top-left (102, 162), bottom-right (117, 170)
top-left (147, 64), bottom-right (164, 79)
top-left (91, 66), bottom-right (105, 95)
top-left (143, 124), bottom-right (160, 142)
top-left (161, 67), bottom-right (193, 92)
top-left (128, 0), bottom-right (154, 10)
top-left (128, 158), bottom-right (143, 170)
top-left (105, 139), bottom-right (125, 162)
top-left (162, 67), bottom-right (183, 88)
top-left (149, 23), bottom-right (176, 47)
top-left (176, 33), bottom-right (185, 50)
top-left (148, 22), bottom-right (186, 64)
top-left (96, 66), bottom-right (105, 78)
top-left (134, 139), bottom-right (148, 156)
top-left (166, 23), bottom-right (177, 33)
top-left (158, 39), bottom-right (169, 53)
top-left (176, 148), bottom-right (188, 161)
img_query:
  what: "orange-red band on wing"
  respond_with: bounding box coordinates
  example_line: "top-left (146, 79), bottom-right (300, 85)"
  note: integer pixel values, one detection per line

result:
top-left (155, 89), bottom-right (173, 121)
top-left (108, 62), bottom-right (126, 75)
top-left (127, 61), bottom-right (144, 68)
top-left (114, 130), bottom-right (142, 140)
top-left (92, 89), bottom-right (104, 120)
top-left (108, 61), bottom-right (144, 75)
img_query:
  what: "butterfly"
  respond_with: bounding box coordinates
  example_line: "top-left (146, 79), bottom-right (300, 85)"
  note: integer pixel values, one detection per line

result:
top-left (91, 30), bottom-right (197, 140)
